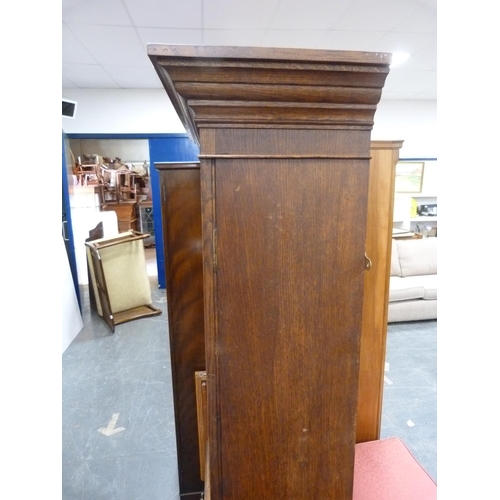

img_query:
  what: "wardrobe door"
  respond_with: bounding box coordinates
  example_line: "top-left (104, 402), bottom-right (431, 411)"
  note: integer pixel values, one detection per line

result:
top-left (202, 155), bottom-right (369, 498)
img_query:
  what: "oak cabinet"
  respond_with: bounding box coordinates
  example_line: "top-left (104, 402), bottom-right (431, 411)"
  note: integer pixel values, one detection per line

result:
top-left (150, 45), bottom-right (391, 499)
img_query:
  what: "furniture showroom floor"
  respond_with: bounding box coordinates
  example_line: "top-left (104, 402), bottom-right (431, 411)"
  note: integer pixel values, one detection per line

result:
top-left (62, 248), bottom-right (437, 500)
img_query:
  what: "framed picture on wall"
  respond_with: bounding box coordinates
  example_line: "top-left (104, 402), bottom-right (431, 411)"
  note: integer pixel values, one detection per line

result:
top-left (395, 161), bottom-right (425, 193)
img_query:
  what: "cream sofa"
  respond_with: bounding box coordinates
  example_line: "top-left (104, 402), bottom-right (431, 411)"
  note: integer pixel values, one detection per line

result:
top-left (388, 237), bottom-right (437, 323)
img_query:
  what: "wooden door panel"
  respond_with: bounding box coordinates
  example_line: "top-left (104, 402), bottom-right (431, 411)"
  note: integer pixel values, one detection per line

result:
top-left (212, 159), bottom-right (368, 497)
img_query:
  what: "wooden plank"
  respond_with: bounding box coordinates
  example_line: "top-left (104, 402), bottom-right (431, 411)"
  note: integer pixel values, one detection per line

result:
top-left (209, 156), bottom-right (369, 498)
top-left (195, 371), bottom-right (208, 481)
top-left (356, 141), bottom-right (403, 442)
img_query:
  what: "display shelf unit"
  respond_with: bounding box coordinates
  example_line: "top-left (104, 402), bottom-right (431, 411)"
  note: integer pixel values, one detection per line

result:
top-left (393, 157), bottom-right (437, 234)
top-left (393, 193), bottom-right (438, 233)
top-left (138, 201), bottom-right (155, 247)
top-left (410, 194), bottom-right (437, 233)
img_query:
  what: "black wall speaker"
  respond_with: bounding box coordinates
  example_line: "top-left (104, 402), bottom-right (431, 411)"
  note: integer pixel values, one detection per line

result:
top-left (62, 99), bottom-right (77, 118)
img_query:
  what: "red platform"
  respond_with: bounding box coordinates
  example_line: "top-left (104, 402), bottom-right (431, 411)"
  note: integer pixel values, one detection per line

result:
top-left (353, 437), bottom-right (437, 500)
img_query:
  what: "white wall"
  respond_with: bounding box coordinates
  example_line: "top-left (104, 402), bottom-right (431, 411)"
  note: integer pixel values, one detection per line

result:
top-left (69, 187), bottom-right (120, 286)
top-left (62, 236), bottom-right (83, 353)
top-left (62, 89), bottom-right (437, 159)
top-left (62, 89), bottom-right (185, 135)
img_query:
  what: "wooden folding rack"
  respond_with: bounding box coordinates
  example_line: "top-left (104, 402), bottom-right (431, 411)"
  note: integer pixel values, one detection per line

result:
top-left (85, 230), bottom-right (161, 332)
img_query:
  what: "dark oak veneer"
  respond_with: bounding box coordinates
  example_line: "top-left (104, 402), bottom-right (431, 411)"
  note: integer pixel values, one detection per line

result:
top-left (155, 141), bottom-right (402, 497)
top-left (156, 161), bottom-right (205, 499)
top-left (150, 45), bottom-right (391, 499)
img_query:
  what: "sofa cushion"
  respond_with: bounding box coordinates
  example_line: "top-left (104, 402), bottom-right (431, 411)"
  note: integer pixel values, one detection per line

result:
top-left (389, 276), bottom-right (425, 302)
top-left (388, 299), bottom-right (437, 323)
top-left (420, 275), bottom-right (437, 300)
top-left (390, 240), bottom-right (402, 277)
top-left (395, 238), bottom-right (437, 277)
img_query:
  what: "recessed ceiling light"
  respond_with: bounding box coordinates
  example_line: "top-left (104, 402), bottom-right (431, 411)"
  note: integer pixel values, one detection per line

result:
top-left (390, 52), bottom-right (411, 68)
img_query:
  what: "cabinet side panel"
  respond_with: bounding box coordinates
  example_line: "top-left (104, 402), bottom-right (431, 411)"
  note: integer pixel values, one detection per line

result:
top-left (213, 158), bottom-right (369, 499)
top-left (357, 145), bottom-right (400, 443)
top-left (159, 166), bottom-right (205, 496)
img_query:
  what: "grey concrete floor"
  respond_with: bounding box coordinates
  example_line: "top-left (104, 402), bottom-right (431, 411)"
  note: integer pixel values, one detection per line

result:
top-left (62, 248), bottom-right (179, 500)
top-left (62, 248), bottom-right (437, 499)
top-left (380, 319), bottom-right (437, 483)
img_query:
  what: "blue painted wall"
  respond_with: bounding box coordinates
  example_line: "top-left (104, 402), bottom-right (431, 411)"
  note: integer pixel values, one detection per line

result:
top-left (62, 132), bottom-right (81, 309)
top-left (148, 135), bottom-right (200, 288)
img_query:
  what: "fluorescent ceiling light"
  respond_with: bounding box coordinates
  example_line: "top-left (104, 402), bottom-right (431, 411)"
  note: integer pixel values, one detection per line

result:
top-left (390, 52), bottom-right (411, 68)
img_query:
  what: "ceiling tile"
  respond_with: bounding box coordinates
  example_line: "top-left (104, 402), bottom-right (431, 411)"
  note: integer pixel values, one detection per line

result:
top-left (268, 0), bottom-right (350, 30)
top-left (62, 64), bottom-right (119, 88)
top-left (68, 24), bottom-right (151, 67)
top-left (203, 30), bottom-right (267, 46)
top-left (124, 0), bottom-right (202, 29)
top-left (62, 75), bottom-right (78, 88)
top-left (104, 65), bottom-right (164, 88)
top-left (262, 30), bottom-right (329, 49)
top-left (332, 0), bottom-right (422, 32)
top-left (61, 0), bottom-right (437, 98)
top-left (393, 3), bottom-right (437, 33)
top-left (408, 43), bottom-right (436, 71)
top-left (370, 31), bottom-right (436, 54)
top-left (320, 29), bottom-right (386, 51)
top-left (204, 0), bottom-right (280, 29)
top-left (62, 23), bottom-right (98, 64)
top-left (137, 27), bottom-right (203, 46)
top-left (62, 0), bottom-right (132, 25)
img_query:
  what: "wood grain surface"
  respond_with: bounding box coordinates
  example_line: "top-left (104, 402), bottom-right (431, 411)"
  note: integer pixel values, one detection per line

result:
top-left (156, 162), bottom-right (205, 498)
top-left (150, 45), bottom-right (391, 499)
